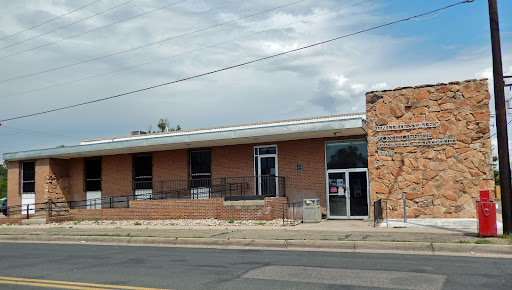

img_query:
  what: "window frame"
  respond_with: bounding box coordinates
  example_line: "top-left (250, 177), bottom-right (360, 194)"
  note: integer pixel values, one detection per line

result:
top-left (21, 161), bottom-right (36, 194)
top-left (84, 158), bottom-right (102, 192)
top-left (133, 154), bottom-right (153, 190)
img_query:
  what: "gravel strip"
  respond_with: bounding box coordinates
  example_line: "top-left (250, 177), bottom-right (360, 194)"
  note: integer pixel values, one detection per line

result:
top-left (1, 218), bottom-right (302, 227)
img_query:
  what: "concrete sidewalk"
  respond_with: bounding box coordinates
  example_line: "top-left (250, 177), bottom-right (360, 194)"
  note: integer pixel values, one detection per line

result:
top-left (0, 219), bottom-right (510, 258)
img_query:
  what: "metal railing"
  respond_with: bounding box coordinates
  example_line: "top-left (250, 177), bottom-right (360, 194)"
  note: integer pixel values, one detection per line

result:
top-left (373, 199), bottom-right (388, 227)
top-left (2, 176), bottom-right (286, 215)
top-left (3, 200), bottom-right (69, 219)
top-left (70, 175), bottom-right (285, 209)
top-left (282, 201), bottom-right (303, 226)
top-left (133, 175), bottom-right (285, 199)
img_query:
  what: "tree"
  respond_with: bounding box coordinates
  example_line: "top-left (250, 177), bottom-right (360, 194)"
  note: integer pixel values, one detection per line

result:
top-left (157, 118), bottom-right (169, 132)
top-left (0, 161), bottom-right (7, 199)
top-left (156, 118), bottom-right (181, 132)
top-left (493, 155), bottom-right (500, 185)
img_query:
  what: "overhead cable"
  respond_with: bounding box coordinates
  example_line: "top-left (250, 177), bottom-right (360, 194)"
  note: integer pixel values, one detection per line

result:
top-left (0, 0), bottom-right (187, 60)
top-left (0, 0), bottom-right (475, 123)
top-left (0, 0), bottom-right (134, 52)
top-left (0, 0), bottom-right (102, 42)
top-left (0, 0), bottom-right (306, 83)
top-left (4, 0), bottom-right (373, 99)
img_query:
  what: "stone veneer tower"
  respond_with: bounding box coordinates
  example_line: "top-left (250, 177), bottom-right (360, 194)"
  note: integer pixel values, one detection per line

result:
top-left (366, 79), bottom-right (493, 218)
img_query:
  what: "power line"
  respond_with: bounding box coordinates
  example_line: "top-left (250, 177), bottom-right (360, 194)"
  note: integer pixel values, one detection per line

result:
top-left (0, 0), bottom-right (474, 123)
top-left (0, 0), bottom-right (307, 83)
top-left (4, 0), bottom-right (373, 99)
top-left (0, 125), bottom-right (77, 140)
top-left (0, 0), bottom-right (187, 60)
top-left (0, 0), bottom-right (134, 52)
top-left (0, 0), bottom-right (102, 42)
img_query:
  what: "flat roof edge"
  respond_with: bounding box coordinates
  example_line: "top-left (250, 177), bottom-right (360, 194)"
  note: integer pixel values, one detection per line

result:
top-left (4, 115), bottom-right (366, 161)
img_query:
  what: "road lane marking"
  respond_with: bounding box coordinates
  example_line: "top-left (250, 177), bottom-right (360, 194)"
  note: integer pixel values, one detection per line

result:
top-left (242, 266), bottom-right (446, 290)
top-left (0, 276), bottom-right (172, 290)
top-left (0, 280), bottom-right (107, 290)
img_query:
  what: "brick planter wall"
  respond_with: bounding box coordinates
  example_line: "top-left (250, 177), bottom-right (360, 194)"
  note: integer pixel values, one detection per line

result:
top-left (366, 79), bottom-right (493, 218)
top-left (69, 197), bottom-right (288, 221)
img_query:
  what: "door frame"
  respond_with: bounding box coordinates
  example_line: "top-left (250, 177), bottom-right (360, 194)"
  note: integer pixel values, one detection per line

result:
top-left (254, 145), bottom-right (278, 196)
top-left (325, 168), bottom-right (369, 219)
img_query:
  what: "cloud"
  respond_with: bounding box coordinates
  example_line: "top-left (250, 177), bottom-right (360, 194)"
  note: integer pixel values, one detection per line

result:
top-left (0, 0), bottom-right (511, 162)
top-left (310, 74), bottom-right (389, 113)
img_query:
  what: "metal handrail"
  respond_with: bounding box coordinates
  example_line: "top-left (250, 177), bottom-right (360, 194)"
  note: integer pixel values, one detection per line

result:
top-left (282, 201), bottom-right (302, 226)
top-left (3, 176), bottom-right (286, 216)
top-left (373, 199), bottom-right (388, 227)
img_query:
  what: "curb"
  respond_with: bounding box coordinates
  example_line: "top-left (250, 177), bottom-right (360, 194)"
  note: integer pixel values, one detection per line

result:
top-left (0, 235), bottom-right (510, 258)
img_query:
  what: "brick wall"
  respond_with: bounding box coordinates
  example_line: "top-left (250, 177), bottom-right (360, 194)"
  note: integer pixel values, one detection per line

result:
top-left (153, 149), bottom-right (188, 180)
top-left (69, 197), bottom-right (287, 221)
top-left (35, 159), bottom-right (51, 205)
top-left (68, 158), bottom-right (84, 201)
top-left (279, 140), bottom-right (322, 204)
top-left (102, 154), bottom-right (133, 197)
top-left (7, 135), bottom-right (367, 217)
top-left (212, 144), bottom-right (254, 178)
top-left (6, 161), bottom-right (20, 208)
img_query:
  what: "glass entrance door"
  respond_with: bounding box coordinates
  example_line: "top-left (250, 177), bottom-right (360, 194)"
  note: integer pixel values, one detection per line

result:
top-left (327, 172), bottom-right (348, 217)
top-left (326, 169), bottom-right (368, 219)
top-left (254, 146), bottom-right (278, 196)
top-left (348, 171), bottom-right (368, 217)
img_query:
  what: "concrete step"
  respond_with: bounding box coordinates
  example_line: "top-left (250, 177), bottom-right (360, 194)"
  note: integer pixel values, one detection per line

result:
top-left (20, 218), bottom-right (46, 225)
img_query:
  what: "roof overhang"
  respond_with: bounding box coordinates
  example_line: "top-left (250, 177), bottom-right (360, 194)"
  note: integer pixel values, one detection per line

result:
top-left (4, 114), bottom-right (367, 161)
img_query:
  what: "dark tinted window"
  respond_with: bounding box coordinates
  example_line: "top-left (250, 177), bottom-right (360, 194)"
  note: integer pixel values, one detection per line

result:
top-left (85, 158), bottom-right (101, 191)
top-left (257, 147), bottom-right (276, 155)
top-left (190, 150), bottom-right (211, 188)
top-left (22, 161), bottom-right (35, 193)
top-left (134, 155), bottom-right (152, 189)
top-left (326, 140), bottom-right (368, 170)
top-left (190, 150), bottom-right (211, 178)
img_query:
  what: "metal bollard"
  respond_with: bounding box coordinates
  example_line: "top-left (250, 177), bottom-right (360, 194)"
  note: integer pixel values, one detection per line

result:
top-left (403, 197), bottom-right (407, 223)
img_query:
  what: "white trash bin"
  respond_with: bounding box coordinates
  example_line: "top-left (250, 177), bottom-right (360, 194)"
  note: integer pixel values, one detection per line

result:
top-left (303, 199), bottom-right (321, 223)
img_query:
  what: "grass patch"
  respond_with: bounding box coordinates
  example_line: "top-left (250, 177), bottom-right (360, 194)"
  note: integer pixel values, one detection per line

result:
top-left (0, 233), bottom-right (42, 236)
top-left (227, 218), bottom-right (235, 224)
top-left (134, 222), bottom-right (142, 226)
top-left (73, 219), bottom-right (84, 225)
top-left (502, 233), bottom-right (512, 245)
top-left (475, 239), bottom-right (492, 244)
top-left (256, 222), bottom-right (266, 226)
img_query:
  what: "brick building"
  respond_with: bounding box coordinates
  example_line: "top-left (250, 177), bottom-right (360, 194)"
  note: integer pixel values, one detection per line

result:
top-left (3, 113), bottom-right (368, 221)
top-left (2, 78), bottom-right (493, 222)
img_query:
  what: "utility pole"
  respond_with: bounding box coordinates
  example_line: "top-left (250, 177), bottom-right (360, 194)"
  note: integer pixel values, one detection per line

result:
top-left (488, 0), bottom-right (511, 234)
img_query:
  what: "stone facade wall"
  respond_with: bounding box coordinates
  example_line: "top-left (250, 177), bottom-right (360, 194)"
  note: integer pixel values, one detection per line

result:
top-left (366, 79), bottom-right (493, 218)
top-left (44, 175), bottom-right (70, 216)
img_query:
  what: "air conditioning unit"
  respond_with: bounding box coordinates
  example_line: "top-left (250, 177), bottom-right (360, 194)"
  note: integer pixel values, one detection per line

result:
top-left (131, 131), bottom-right (147, 136)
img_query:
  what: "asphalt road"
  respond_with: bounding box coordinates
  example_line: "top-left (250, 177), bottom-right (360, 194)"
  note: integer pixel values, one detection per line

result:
top-left (0, 242), bottom-right (510, 289)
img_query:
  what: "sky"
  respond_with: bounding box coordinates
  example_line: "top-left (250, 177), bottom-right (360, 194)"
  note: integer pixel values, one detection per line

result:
top-left (0, 0), bottom-right (511, 163)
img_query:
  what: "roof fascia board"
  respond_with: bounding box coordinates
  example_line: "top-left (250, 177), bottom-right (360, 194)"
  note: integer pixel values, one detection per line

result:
top-left (4, 116), bottom-right (365, 161)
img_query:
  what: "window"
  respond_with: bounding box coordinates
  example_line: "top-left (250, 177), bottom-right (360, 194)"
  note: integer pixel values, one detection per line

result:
top-left (133, 155), bottom-right (152, 190)
top-left (190, 150), bottom-right (211, 188)
top-left (326, 140), bottom-right (368, 170)
top-left (21, 161), bottom-right (35, 193)
top-left (85, 158), bottom-right (101, 191)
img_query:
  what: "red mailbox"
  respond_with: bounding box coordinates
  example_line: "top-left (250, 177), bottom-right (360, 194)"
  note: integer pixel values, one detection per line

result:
top-left (477, 190), bottom-right (497, 237)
